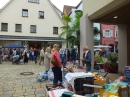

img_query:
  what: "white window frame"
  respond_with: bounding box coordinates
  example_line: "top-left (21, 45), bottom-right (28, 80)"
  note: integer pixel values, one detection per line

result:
top-left (15, 24), bottom-right (22, 32)
top-left (53, 27), bottom-right (58, 34)
top-left (22, 9), bottom-right (28, 17)
top-left (115, 30), bottom-right (118, 38)
top-left (103, 29), bottom-right (113, 38)
top-left (28, 0), bottom-right (39, 3)
top-left (30, 25), bottom-right (36, 33)
top-left (1, 23), bottom-right (8, 31)
top-left (39, 11), bottom-right (44, 19)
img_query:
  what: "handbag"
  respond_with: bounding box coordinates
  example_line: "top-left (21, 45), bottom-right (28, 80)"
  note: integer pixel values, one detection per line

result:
top-left (51, 55), bottom-right (59, 67)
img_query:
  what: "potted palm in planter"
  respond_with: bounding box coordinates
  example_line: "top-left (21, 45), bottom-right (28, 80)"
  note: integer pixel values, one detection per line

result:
top-left (103, 53), bottom-right (118, 73)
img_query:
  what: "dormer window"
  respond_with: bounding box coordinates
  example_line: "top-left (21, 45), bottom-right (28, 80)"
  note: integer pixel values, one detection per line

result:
top-left (28, 0), bottom-right (39, 3)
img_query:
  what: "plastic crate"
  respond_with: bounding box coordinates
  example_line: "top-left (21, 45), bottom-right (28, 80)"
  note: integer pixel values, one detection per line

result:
top-left (125, 70), bottom-right (130, 78)
top-left (124, 66), bottom-right (130, 69)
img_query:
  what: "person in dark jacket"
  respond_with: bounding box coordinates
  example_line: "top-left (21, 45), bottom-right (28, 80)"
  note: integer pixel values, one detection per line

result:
top-left (34, 48), bottom-right (38, 64)
top-left (80, 46), bottom-right (92, 72)
top-left (70, 48), bottom-right (76, 63)
top-left (24, 51), bottom-right (28, 64)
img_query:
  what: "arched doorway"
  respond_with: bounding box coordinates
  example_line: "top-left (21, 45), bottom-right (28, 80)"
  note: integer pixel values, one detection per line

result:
top-left (109, 44), bottom-right (114, 52)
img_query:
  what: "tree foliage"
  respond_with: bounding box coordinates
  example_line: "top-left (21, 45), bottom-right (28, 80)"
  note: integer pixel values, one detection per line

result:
top-left (59, 11), bottom-right (100, 47)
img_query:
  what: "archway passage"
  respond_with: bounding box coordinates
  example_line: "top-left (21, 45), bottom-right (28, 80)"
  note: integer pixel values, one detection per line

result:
top-left (109, 44), bottom-right (114, 52)
top-left (28, 41), bottom-right (41, 49)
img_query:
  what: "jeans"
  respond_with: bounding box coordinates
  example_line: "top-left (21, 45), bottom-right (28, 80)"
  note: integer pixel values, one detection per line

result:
top-left (34, 56), bottom-right (37, 63)
top-left (52, 67), bottom-right (62, 84)
top-left (39, 56), bottom-right (44, 64)
top-left (31, 55), bottom-right (34, 61)
top-left (29, 54), bottom-right (32, 60)
top-left (86, 66), bottom-right (91, 72)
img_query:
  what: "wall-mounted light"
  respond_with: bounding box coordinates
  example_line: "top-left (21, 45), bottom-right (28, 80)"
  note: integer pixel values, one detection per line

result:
top-left (114, 16), bottom-right (118, 19)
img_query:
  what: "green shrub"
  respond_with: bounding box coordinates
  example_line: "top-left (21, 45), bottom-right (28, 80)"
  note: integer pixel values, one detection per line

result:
top-left (107, 53), bottom-right (118, 63)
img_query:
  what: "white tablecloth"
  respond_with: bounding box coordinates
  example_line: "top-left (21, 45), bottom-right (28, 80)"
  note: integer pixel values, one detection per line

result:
top-left (65, 72), bottom-right (93, 88)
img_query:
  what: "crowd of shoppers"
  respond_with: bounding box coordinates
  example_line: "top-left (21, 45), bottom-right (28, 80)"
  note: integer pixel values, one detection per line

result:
top-left (0, 44), bottom-right (80, 84)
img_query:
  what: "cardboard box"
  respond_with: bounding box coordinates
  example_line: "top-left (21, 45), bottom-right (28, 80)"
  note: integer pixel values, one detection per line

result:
top-left (94, 79), bottom-right (106, 93)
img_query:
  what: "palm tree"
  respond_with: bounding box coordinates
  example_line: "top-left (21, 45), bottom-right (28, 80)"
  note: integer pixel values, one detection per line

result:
top-left (59, 15), bottom-right (76, 47)
top-left (59, 11), bottom-right (100, 59)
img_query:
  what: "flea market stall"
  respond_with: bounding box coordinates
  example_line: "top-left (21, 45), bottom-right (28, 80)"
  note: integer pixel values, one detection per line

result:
top-left (46, 62), bottom-right (130, 97)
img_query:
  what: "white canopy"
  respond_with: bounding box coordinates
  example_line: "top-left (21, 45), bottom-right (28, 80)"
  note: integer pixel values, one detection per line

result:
top-left (94, 45), bottom-right (111, 48)
top-left (94, 48), bottom-right (102, 51)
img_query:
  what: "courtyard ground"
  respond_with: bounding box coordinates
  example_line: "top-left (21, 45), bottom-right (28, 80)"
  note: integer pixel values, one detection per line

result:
top-left (0, 61), bottom-right (123, 97)
top-left (0, 61), bottom-right (47, 97)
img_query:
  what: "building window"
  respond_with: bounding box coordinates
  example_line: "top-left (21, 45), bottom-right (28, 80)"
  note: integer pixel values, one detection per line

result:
top-left (30, 25), bottom-right (36, 33)
top-left (15, 24), bottom-right (22, 32)
top-left (39, 11), bottom-right (44, 19)
top-left (1, 23), bottom-right (8, 31)
top-left (115, 30), bottom-right (118, 38)
top-left (22, 9), bottom-right (28, 17)
top-left (103, 30), bottom-right (113, 38)
top-left (28, 0), bottom-right (39, 3)
top-left (53, 27), bottom-right (58, 34)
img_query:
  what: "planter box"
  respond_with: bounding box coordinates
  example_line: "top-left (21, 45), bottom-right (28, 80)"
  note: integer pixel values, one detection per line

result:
top-left (103, 62), bottom-right (118, 73)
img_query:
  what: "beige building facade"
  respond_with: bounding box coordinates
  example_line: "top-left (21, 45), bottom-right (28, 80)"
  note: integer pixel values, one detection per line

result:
top-left (0, 0), bottom-right (66, 49)
top-left (81, 0), bottom-right (130, 73)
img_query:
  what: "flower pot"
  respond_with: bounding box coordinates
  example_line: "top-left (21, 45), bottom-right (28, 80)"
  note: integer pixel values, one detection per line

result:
top-left (103, 62), bottom-right (118, 73)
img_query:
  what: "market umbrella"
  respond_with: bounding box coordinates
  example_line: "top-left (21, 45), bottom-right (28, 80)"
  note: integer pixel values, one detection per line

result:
top-left (94, 45), bottom-right (111, 48)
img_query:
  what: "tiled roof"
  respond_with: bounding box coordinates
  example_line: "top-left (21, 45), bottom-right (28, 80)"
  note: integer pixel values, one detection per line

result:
top-left (52, 4), bottom-right (62, 15)
top-left (63, 5), bottom-right (76, 16)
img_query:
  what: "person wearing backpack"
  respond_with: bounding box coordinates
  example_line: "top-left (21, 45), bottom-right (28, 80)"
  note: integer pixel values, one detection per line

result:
top-left (39, 47), bottom-right (44, 65)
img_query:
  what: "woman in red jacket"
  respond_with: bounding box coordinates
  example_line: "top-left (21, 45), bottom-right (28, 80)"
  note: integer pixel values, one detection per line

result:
top-left (51, 44), bottom-right (62, 84)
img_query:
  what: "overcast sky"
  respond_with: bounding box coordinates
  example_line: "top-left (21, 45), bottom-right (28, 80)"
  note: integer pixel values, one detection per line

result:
top-left (0, 0), bottom-right (81, 11)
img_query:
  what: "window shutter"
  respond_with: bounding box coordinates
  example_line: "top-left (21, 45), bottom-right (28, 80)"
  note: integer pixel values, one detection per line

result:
top-left (103, 30), bottom-right (105, 37)
top-left (111, 30), bottom-right (113, 37)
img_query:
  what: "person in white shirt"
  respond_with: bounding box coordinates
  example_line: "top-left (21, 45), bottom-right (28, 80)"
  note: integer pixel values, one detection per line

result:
top-left (39, 47), bottom-right (44, 65)
top-left (13, 49), bottom-right (16, 56)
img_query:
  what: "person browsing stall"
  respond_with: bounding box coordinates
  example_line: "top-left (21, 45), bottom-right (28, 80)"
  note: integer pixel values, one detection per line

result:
top-left (80, 46), bottom-right (92, 72)
top-left (51, 44), bottom-right (62, 84)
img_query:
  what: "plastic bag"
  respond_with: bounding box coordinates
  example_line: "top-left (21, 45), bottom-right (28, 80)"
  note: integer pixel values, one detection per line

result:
top-left (105, 79), bottom-right (128, 93)
top-left (36, 72), bottom-right (48, 82)
top-left (48, 69), bottom-right (54, 82)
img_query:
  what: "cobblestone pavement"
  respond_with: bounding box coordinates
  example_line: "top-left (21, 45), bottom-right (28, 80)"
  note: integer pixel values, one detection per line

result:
top-left (0, 61), bottom-right (48, 97)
